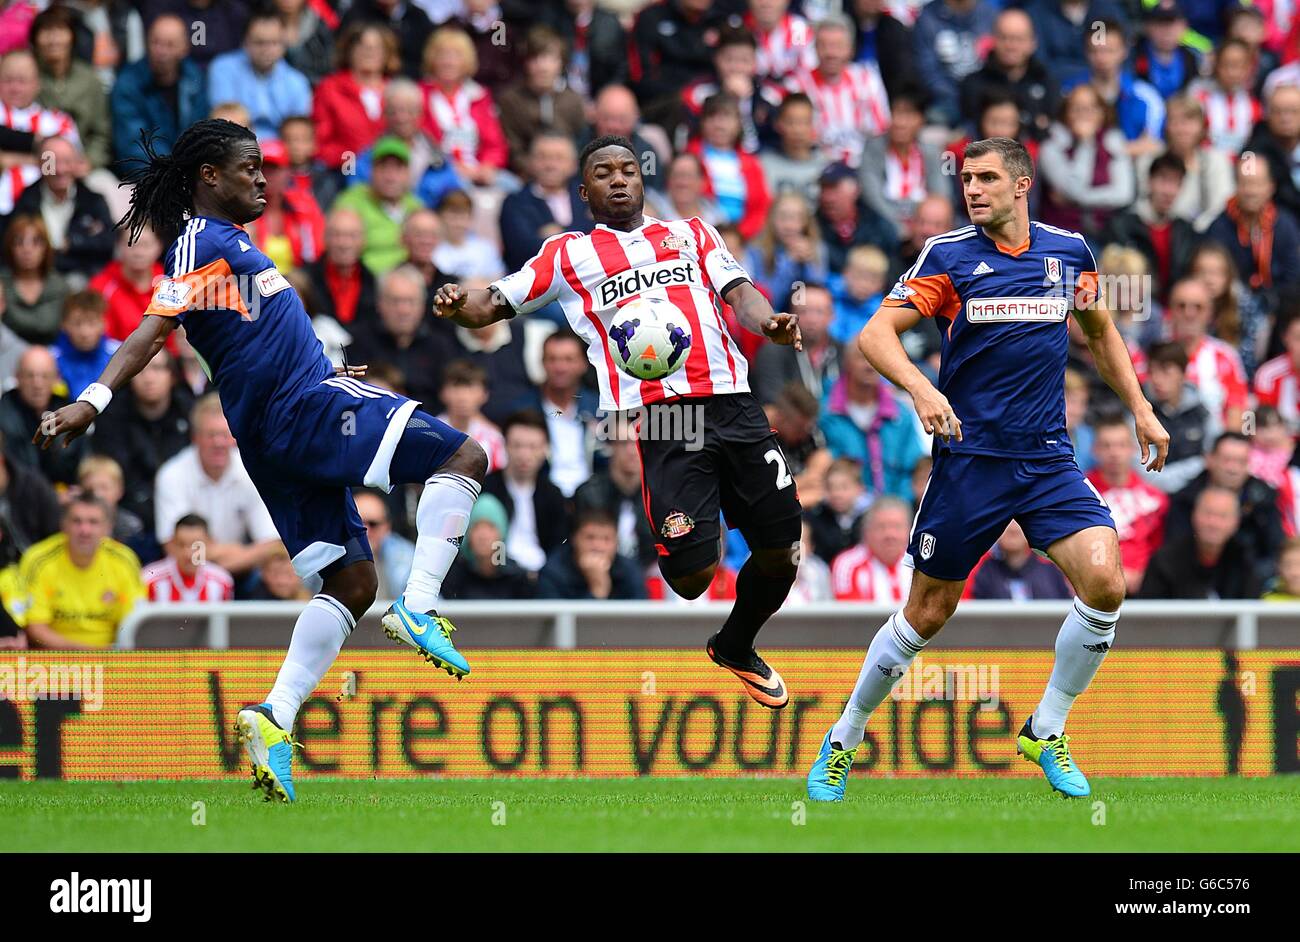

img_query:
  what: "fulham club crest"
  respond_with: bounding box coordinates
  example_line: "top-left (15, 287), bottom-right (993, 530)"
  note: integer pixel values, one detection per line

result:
top-left (1044, 256), bottom-right (1063, 283)
top-left (919, 533), bottom-right (936, 560)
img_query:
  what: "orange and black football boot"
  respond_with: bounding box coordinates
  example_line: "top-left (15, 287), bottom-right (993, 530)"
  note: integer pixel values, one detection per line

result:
top-left (706, 632), bottom-right (789, 709)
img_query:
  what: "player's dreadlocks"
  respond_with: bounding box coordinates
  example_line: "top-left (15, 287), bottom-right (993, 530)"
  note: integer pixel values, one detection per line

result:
top-left (116, 119), bottom-right (258, 247)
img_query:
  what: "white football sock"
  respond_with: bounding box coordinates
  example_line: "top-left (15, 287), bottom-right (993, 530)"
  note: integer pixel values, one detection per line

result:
top-left (1031, 597), bottom-right (1119, 739)
top-left (265, 594), bottom-right (355, 731)
top-left (830, 611), bottom-right (927, 749)
top-left (401, 471), bottom-right (480, 613)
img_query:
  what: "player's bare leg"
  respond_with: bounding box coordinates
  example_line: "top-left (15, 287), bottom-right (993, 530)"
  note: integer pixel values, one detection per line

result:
top-left (1017, 525), bottom-right (1125, 797)
top-left (240, 560), bottom-right (378, 801)
top-left (383, 435), bottom-right (488, 677)
top-left (676, 545), bottom-right (798, 709)
top-left (808, 572), bottom-right (963, 800)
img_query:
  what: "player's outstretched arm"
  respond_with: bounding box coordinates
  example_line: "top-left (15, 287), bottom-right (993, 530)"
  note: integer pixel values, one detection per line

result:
top-left (433, 283), bottom-right (515, 328)
top-left (1074, 304), bottom-right (1170, 471)
top-left (723, 281), bottom-right (801, 349)
top-left (860, 305), bottom-right (962, 442)
top-left (33, 314), bottom-right (178, 450)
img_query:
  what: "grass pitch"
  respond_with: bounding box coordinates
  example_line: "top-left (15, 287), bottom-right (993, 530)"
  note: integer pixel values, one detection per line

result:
top-left (2, 777), bottom-right (1296, 852)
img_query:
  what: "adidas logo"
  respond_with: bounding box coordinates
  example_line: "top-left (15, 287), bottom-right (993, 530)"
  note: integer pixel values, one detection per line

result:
top-left (238, 240), bottom-right (251, 253)
top-left (971, 261), bottom-right (994, 276)
top-left (1083, 641), bottom-right (1111, 654)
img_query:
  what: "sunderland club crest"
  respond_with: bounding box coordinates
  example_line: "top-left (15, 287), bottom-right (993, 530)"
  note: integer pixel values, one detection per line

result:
top-left (1044, 256), bottom-right (1062, 283)
top-left (661, 511), bottom-right (695, 539)
top-left (660, 234), bottom-right (691, 251)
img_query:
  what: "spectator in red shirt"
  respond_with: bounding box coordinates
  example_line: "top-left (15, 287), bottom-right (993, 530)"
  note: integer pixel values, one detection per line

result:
top-left (89, 227), bottom-right (164, 345)
top-left (419, 26), bottom-right (508, 188)
top-left (831, 496), bottom-right (912, 603)
top-left (303, 208), bottom-right (376, 329)
top-left (142, 513), bottom-right (235, 603)
top-left (279, 115), bottom-right (343, 217)
top-left (243, 139), bottom-right (325, 270)
top-left (1254, 313), bottom-right (1300, 431)
top-left (1086, 414), bottom-right (1170, 592)
top-left (312, 23), bottom-right (398, 170)
top-left (1165, 275), bottom-right (1249, 432)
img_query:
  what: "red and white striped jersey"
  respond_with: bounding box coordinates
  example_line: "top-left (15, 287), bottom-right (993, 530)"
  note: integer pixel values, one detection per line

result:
top-left (884, 144), bottom-right (928, 204)
top-left (1191, 83), bottom-right (1262, 156)
top-left (0, 102), bottom-right (80, 214)
top-left (831, 545), bottom-right (912, 603)
top-left (785, 64), bottom-right (890, 168)
top-left (142, 558), bottom-right (235, 603)
top-left (1086, 469), bottom-right (1168, 575)
top-left (746, 11), bottom-right (817, 80)
top-left (1254, 353), bottom-right (1300, 429)
top-left (492, 216), bottom-right (751, 411)
top-left (439, 413), bottom-right (507, 472)
top-left (1184, 336), bottom-right (1248, 426)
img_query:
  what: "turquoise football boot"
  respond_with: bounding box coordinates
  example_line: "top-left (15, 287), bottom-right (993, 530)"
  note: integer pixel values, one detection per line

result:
top-left (806, 730), bottom-right (858, 802)
top-left (234, 703), bottom-right (299, 803)
top-left (381, 598), bottom-right (470, 678)
top-left (1017, 720), bottom-right (1090, 798)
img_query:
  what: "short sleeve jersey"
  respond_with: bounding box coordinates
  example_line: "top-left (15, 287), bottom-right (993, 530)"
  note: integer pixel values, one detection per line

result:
top-left (491, 216), bottom-right (751, 412)
top-left (20, 534), bottom-right (143, 648)
top-left (881, 222), bottom-right (1099, 458)
top-left (143, 216), bottom-right (334, 446)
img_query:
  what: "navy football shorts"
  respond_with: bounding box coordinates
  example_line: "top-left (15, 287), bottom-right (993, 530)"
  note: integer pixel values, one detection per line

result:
top-left (907, 450), bottom-right (1116, 582)
top-left (244, 377), bottom-right (467, 579)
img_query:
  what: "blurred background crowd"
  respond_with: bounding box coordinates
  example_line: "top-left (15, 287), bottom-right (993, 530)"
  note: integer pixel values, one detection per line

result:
top-left (0, 0), bottom-right (1299, 649)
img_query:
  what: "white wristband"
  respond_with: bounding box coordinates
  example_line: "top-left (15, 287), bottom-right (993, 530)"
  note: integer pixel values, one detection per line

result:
top-left (77, 382), bottom-right (113, 415)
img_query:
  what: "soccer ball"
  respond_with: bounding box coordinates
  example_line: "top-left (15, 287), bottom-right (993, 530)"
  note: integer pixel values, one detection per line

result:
top-left (607, 296), bottom-right (693, 381)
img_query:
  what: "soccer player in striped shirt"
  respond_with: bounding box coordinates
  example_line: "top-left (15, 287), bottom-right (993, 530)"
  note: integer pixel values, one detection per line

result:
top-left (35, 119), bottom-right (488, 802)
top-left (434, 134), bottom-right (805, 708)
top-left (807, 137), bottom-right (1171, 801)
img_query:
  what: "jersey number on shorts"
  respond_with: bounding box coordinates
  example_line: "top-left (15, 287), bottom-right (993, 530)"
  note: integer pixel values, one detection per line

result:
top-left (765, 448), bottom-right (794, 489)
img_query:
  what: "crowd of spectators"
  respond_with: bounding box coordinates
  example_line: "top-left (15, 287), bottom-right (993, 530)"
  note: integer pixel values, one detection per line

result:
top-left (0, 0), bottom-right (1299, 649)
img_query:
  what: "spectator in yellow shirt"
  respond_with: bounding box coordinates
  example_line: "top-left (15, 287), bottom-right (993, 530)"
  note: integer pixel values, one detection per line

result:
top-left (0, 514), bottom-right (28, 649)
top-left (20, 494), bottom-right (144, 649)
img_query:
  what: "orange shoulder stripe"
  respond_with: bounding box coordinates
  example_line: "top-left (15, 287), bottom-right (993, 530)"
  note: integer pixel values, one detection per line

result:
top-left (144, 258), bottom-right (250, 320)
top-left (1075, 270), bottom-right (1099, 310)
top-left (881, 272), bottom-right (960, 321)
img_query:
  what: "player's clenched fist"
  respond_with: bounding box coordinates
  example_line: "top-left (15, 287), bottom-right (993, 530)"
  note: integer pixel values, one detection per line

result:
top-left (434, 283), bottom-right (467, 318)
top-left (912, 385), bottom-right (963, 442)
